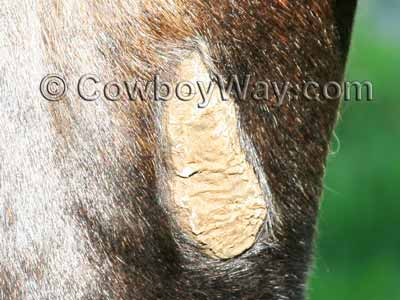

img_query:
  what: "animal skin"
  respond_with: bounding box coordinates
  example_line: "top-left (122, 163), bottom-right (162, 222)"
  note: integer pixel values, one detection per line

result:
top-left (0, 1), bottom-right (357, 299)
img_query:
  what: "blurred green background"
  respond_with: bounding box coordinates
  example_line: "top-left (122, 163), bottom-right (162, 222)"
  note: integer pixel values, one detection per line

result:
top-left (310, 1), bottom-right (400, 299)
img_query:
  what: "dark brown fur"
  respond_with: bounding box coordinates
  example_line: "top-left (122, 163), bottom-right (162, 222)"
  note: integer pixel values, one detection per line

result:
top-left (0, 1), bottom-right (357, 299)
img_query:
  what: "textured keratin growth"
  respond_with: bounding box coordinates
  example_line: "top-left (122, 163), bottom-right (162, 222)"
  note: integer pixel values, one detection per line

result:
top-left (165, 53), bottom-right (267, 259)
